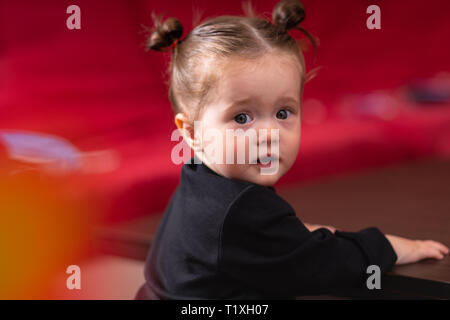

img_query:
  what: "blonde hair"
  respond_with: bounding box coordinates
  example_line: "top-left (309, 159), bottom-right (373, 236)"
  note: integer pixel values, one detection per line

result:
top-left (147, 0), bottom-right (318, 123)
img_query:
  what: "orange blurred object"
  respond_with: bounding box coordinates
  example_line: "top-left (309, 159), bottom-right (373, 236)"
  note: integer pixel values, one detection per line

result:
top-left (0, 171), bottom-right (97, 299)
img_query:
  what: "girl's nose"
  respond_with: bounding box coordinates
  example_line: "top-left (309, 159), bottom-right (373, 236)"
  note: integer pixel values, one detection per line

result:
top-left (255, 119), bottom-right (279, 148)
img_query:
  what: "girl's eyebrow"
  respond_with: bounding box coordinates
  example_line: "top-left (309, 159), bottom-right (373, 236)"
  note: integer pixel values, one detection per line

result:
top-left (222, 97), bottom-right (256, 114)
top-left (279, 96), bottom-right (300, 106)
top-left (224, 98), bottom-right (255, 110)
top-left (223, 96), bottom-right (300, 113)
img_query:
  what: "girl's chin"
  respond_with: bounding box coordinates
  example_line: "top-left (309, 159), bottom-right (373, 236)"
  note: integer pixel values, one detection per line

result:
top-left (250, 173), bottom-right (281, 186)
top-left (213, 163), bottom-right (283, 184)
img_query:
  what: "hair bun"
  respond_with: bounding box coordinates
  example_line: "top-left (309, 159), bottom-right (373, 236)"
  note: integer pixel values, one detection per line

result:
top-left (148, 17), bottom-right (183, 51)
top-left (272, 0), bottom-right (305, 32)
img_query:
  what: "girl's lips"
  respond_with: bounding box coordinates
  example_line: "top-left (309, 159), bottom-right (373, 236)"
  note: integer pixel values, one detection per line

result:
top-left (255, 156), bottom-right (279, 167)
top-left (256, 162), bottom-right (271, 168)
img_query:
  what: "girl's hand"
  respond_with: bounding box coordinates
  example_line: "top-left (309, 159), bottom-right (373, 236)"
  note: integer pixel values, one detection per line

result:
top-left (304, 222), bottom-right (336, 234)
top-left (385, 234), bottom-right (449, 265)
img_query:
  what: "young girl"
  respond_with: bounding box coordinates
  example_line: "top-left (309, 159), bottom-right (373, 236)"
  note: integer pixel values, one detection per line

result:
top-left (135, 0), bottom-right (448, 299)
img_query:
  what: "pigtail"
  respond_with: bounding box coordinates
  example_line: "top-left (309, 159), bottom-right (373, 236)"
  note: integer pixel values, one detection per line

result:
top-left (272, 0), bottom-right (318, 63)
top-left (147, 12), bottom-right (183, 52)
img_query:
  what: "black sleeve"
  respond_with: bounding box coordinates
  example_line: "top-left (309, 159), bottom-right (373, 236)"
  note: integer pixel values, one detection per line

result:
top-left (218, 185), bottom-right (397, 297)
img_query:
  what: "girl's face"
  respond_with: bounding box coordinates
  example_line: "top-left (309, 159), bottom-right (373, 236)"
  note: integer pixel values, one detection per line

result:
top-left (194, 52), bottom-right (302, 186)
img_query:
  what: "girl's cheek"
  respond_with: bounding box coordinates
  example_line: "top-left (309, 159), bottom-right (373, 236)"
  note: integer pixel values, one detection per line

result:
top-left (281, 118), bottom-right (299, 129)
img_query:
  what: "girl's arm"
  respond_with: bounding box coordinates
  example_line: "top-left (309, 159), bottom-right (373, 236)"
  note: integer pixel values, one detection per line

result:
top-left (304, 223), bottom-right (449, 265)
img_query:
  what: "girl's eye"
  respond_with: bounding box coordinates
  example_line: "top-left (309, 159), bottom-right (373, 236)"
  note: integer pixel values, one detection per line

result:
top-left (276, 109), bottom-right (291, 120)
top-left (234, 113), bottom-right (251, 124)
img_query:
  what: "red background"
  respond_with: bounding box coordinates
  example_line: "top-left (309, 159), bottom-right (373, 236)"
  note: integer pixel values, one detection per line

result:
top-left (0, 0), bottom-right (449, 222)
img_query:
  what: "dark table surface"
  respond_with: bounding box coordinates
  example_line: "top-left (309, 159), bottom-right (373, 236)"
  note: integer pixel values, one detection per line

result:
top-left (92, 157), bottom-right (450, 299)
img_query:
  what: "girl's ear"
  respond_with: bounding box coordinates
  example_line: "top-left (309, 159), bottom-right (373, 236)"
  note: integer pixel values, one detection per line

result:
top-left (174, 113), bottom-right (199, 151)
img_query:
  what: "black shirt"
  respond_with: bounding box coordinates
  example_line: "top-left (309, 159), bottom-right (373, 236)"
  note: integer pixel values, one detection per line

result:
top-left (136, 156), bottom-right (397, 299)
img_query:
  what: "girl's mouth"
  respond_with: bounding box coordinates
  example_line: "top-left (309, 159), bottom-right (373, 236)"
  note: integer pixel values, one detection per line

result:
top-left (256, 156), bottom-right (278, 168)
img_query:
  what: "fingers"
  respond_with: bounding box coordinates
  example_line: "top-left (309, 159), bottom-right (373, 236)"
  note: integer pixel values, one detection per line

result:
top-left (423, 245), bottom-right (443, 260)
top-left (431, 250), bottom-right (444, 260)
top-left (305, 224), bottom-right (336, 234)
top-left (425, 240), bottom-right (449, 255)
top-left (421, 240), bottom-right (449, 260)
top-left (315, 225), bottom-right (336, 233)
top-left (432, 241), bottom-right (449, 254)
top-left (327, 226), bottom-right (337, 234)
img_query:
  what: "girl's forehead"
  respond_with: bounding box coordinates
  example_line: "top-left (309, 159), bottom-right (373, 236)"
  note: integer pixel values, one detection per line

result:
top-left (222, 52), bottom-right (302, 74)
top-left (215, 53), bottom-right (302, 98)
